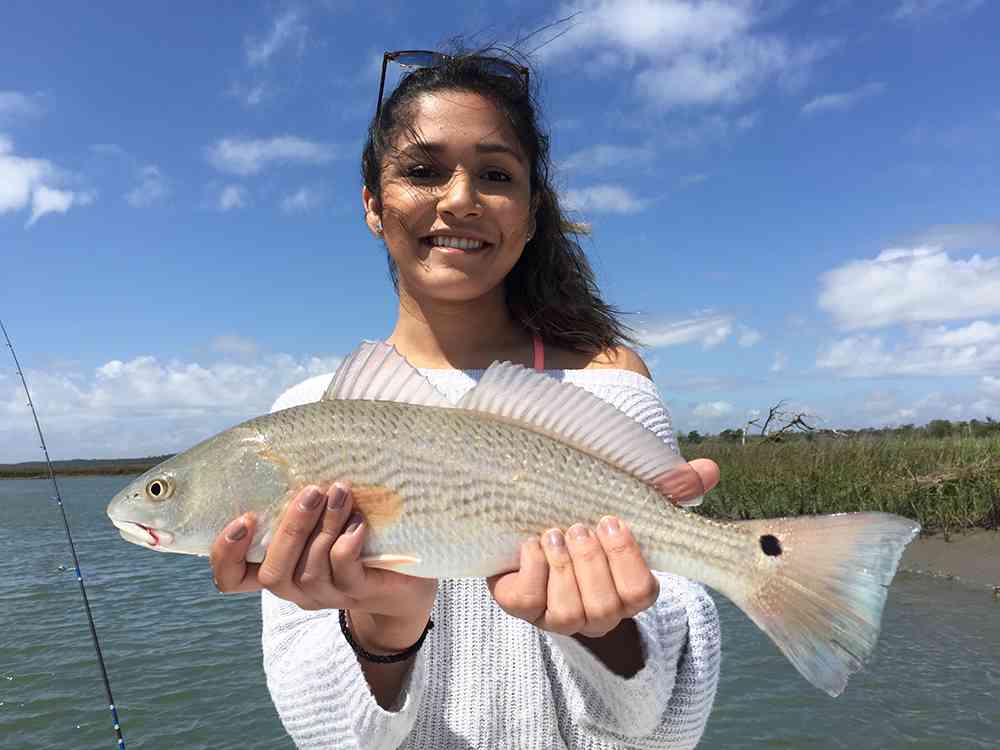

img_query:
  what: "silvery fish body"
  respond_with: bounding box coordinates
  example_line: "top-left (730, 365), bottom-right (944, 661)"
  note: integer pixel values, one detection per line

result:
top-left (108, 342), bottom-right (919, 697)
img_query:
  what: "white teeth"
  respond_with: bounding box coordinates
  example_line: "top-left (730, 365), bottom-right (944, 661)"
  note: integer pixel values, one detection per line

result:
top-left (429, 236), bottom-right (485, 250)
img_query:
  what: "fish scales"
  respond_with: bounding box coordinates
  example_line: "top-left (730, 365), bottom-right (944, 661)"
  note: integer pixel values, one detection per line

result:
top-left (244, 399), bottom-right (757, 584)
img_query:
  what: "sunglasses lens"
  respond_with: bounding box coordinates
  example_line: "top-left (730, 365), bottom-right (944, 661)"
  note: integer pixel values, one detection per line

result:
top-left (474, 58), bottom-right (521, 80)
top-left (393, 51), bottom-right (447, 70)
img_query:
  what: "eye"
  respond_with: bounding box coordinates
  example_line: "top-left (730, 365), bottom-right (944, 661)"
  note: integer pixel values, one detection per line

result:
top-left (483, 169), bottom-right (511, 183)
top-left (405, 164), bottom-right (438, 180)
top-left (145, 477), bottom-right (174, 501)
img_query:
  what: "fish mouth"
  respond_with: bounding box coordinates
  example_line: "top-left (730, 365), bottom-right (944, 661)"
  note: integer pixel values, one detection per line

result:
top-left (111, 519), bottom-right (175, 548)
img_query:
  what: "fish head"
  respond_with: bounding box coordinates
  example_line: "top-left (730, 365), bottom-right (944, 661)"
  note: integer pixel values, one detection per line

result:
top-left (106, 424), bottom-right (288, 556)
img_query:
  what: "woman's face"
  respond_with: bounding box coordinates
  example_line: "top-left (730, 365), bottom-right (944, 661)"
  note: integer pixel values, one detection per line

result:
top-left (365, 90), bottom-right (535, 304)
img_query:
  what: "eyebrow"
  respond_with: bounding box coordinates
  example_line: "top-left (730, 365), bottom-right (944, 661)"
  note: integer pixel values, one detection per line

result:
top-left (400, 140), bottom-right (525, 164)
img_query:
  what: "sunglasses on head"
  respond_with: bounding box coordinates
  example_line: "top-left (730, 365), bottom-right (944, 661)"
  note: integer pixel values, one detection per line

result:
top-left (375, 50), bottom-right (530, 123)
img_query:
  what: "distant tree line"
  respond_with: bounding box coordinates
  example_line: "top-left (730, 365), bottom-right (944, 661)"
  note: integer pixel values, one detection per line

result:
top-left (680, 417), bottom-right (1000, 445)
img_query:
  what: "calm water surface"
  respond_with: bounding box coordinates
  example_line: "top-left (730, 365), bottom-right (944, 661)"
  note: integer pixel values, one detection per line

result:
top-left (1, 476), bottom-right (997, 749)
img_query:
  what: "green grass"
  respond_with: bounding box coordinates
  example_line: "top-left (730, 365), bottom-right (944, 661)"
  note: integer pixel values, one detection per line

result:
top-left (682, 435), bottom-right (1000, 534)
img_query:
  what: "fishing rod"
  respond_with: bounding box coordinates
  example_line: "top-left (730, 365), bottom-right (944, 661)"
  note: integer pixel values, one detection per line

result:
top-left (1, 319), bottom-right (126, 749)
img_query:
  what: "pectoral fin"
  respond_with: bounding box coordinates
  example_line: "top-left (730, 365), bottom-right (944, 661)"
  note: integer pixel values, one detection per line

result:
top-left (360, 553), bottom-right (422, 571)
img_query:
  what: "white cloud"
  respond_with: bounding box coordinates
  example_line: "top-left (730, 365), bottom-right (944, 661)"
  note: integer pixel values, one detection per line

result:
top-left (1, 352), bottom-right (343, 462)
top-left (693, 401), bottom-right (734, 418)
top-left (980, 376), bottom-right (1000, 397)
top-left (816, 332), bottom-right (1000, 377)
top-left (905, 222), bottom-right (1000, 251)
top-left (0, 135), bottom-right (93, 227)
top-left (280, 187), bottom-right (324, 214)
top-left (802, 81), bottom-right (885, 115)
top-left (857, 389), bottom-right (998, 428)
top-left (561, 144), bottom-right (655, 172)
top-left (562, 184), bottom-right (646, 214)
top-left (893, 0), bottom-right (984, 21)
top-left (637, 313), bottom-right (733, 349)
top-left (245, 10), bottom-right (308, 67)
top-left (28, 186), bottom-right (94, 227)
top-left (210, 334), bottom-right (258, 356)
top-left (818, 246), bottom-right (1000, 329)
top-left (771, 351), bottom-right (788, 372)
top-left (0, 91), bottom-right (44, 122)
top-left (126, 165), bottom-right (169, 208)
top-left (737, 325), bottom-right (761, 347)
top-left (218, 184), bottom-right (247, 211)
top-left (542, 1), bottom-right (834, 109)
top-left (207, 136), bottom-right (337, 176)
top-left (917, 321), bottom-right (1000, 347)
top-left (229, 81), bottom-right (272, 107)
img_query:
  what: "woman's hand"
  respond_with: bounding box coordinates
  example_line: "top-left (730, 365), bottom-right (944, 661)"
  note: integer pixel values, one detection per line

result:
top-left (654, 458), bottom-right (720, 507)
top-left (487, 517), bottom-right (659, 637)
top-left (210, 483), bottom-right (437, 651)
top-left (487, 458), bottom-right (720, 637)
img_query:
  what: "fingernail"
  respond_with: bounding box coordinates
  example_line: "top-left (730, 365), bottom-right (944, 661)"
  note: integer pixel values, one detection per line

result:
top-left (299, 486), bottom-right (323, 511)
top-left (346, 513), bottom-right (364, 534)
top-left (328, 485), bottom-right (347, 511)
top-left (225, 517), bottom-right (247, 542)
top-left (545, 529), bottom-right (565, 548)
top-left (568, 524), bottom-right (590, 541)
top-left (600, 516), bottom-right (620, 536)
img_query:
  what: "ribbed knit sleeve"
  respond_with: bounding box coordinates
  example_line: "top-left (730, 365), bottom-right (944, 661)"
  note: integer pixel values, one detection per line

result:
top-left (261, 590), bottom-right (429, 749)
top-left (543, 574), bottom-right (720, 749)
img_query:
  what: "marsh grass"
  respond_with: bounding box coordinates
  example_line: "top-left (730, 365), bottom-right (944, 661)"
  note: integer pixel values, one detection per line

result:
top-left (683, 435), bottom-right (1000, 534)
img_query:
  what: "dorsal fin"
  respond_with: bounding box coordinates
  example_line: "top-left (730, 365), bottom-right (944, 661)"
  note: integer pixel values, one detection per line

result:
top-left (323, 341), bottom-right (452, 408)
top-left (457, 361), bottom-right (688, 485)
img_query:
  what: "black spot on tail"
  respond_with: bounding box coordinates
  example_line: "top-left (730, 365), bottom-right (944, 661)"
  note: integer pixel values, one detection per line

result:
top-left (760, 534), bottom-right (782, 556)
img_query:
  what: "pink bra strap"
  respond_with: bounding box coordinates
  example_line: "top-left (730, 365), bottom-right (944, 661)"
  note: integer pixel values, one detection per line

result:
top-left (532, 334), bottom-right (545, 372)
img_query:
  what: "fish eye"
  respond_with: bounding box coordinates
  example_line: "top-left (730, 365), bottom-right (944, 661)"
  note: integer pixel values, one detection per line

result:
top-left (145, 477), bottom-right (174, 501)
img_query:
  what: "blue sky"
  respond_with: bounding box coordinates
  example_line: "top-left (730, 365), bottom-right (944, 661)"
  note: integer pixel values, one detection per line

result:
top-left (2, 0), bottom-right (999, 462)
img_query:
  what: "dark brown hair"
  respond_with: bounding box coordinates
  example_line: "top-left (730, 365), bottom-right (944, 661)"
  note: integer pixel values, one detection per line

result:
top-left (361, 48), bottom-right (635, 354)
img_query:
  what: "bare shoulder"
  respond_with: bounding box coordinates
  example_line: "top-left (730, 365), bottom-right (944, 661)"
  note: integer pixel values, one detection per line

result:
top-left (584, 345), bottom-right (652, 377)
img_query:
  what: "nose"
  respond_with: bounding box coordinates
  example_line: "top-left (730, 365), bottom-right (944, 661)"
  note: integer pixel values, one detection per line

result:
top-left (437, 170), bottom-right (482, 219)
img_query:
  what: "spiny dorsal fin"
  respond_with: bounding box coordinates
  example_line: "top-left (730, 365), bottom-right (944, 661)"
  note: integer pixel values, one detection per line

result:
top-left (457, 360), bottom-right (687, 485)
top-left (323, 341), bottom-right (452, 408)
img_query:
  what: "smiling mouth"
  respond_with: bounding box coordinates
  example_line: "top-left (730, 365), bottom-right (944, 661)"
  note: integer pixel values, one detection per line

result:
top-left (422, 236), bottom-right (492, 253)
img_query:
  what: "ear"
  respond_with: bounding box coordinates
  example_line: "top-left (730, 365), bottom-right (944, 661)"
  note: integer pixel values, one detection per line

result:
top-left (362, 186), bottom-right (382, 236)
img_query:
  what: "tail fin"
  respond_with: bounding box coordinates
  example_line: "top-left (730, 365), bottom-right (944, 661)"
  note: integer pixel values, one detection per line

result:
top-left (729, 512), bottom-right (920, 697)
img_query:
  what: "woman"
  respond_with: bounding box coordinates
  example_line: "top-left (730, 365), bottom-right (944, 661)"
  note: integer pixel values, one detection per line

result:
top-left (211, 49), bottom-right (722, 749)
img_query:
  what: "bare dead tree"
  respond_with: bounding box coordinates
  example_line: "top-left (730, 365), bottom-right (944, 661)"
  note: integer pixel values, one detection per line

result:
top-left (746, 401), bottom-right (822, 443)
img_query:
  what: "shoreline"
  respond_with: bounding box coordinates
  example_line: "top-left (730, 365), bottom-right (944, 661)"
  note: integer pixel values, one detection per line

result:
top-left (900, 529), bottom-right (1000, 590)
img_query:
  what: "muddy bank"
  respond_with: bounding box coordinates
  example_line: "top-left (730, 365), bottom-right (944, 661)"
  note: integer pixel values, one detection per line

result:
top-left (900, 529), bottom-right (1000, 589)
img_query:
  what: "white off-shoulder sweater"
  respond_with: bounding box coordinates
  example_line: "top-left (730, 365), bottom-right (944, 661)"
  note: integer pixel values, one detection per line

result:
top-left (262, 367), bottom-right (721, 749)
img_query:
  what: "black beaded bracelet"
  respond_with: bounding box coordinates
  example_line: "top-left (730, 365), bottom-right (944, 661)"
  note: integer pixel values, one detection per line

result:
top-left (339, 609), bottom-right (434, 664)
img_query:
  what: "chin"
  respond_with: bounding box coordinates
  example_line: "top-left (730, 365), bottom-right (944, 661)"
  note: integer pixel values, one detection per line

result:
top-left (401, 272), bottom-right (505, 304)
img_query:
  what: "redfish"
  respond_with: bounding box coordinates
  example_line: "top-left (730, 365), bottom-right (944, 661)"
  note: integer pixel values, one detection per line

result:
top-left (107, 341), bottom-right (919, 696)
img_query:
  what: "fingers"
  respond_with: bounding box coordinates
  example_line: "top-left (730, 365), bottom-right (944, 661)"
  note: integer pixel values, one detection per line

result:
top-left (210, 513), bottom-right (262, 593)
top-left (539, 529), bottom-right (586, 635)
top-left (565, 523), bottom-right (624, 637)
top-left (328, 511), bottom-right (369, 595)
top-left (654, 463), bottom-right (707, 507)
top-left (297, 483), bottom-right (353, 592)
top-left (256, 485), bottom-right (327, 596)
top-left (488, 520), bottom-right (660, 638)
top-left (689, 458), bottom-right (720, 494)
top-left (486, 538), bottom-right (548, 623)
top-left (595, 516), bottom-right (659, 618)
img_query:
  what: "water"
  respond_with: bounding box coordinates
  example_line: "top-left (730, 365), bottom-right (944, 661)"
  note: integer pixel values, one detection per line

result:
top-left (1, 477), bottom-right (997, 749)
